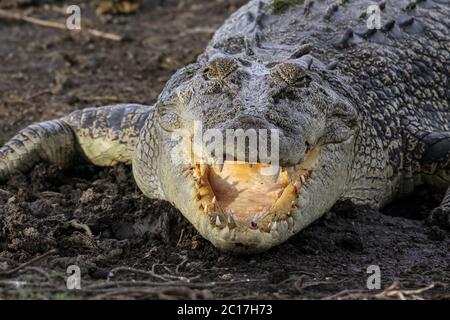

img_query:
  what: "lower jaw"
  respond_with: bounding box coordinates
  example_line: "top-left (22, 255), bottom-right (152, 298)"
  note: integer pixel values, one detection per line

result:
top-left (201, 219), bottom-right (295, 253)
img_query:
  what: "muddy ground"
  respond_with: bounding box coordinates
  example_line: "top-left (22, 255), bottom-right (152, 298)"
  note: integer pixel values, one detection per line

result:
top-left (0, 0), bottom-right (448, 300)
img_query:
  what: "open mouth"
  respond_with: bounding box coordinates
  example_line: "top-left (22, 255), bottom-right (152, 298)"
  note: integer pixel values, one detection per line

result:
top-left (190, 146), bottom-right (320, 233)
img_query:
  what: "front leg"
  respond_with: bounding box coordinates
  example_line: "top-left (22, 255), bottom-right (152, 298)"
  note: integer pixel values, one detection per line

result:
top-left (429, 186), bottom-right (450, 229)
top-left (0, 104), bottom-right (152, 181)
top-left (419, 131), bottom-right (450, 229)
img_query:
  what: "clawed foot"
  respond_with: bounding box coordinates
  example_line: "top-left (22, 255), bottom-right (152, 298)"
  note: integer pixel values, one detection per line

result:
top-left (428, 206), bottom-right (450, 229)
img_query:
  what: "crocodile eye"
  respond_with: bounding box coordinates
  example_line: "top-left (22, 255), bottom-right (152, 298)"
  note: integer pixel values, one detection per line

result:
top-left (205, 56), bottom-right (238, 80)
top-left (156, 103), bottom-right (181, 132)
top-left (272, 62), bottom-right (310, 87)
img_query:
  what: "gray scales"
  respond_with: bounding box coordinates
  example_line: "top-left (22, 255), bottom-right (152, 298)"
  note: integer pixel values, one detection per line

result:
top-left (0, 0), bottom-right (449, 252)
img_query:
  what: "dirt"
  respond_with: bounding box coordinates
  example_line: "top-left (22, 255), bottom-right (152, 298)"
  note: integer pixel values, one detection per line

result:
top-left (0, 0), bottom-right (448, 300)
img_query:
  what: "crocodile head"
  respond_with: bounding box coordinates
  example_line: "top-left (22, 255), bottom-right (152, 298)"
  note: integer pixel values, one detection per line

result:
top-left (147, 53), bottom-right (359, 253)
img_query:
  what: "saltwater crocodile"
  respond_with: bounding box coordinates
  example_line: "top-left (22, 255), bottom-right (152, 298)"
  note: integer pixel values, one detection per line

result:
top-left (0, 0), bottom-right (449, 252)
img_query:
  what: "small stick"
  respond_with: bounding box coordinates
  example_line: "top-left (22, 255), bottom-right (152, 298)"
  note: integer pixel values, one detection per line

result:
top-left (69, 219), bottom-right (93, 237)
top-left (0, 9), bottom-right (122, 42)
top-left (0, 249), bottom-right (58, 276)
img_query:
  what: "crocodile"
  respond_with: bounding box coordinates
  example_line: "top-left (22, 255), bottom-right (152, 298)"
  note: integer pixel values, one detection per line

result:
top-left (0, 0), bottom-right (449, 253)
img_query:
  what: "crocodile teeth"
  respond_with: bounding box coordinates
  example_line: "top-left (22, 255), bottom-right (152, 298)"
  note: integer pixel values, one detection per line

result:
top-left (300, 175), bottom-right (306, 184)
top-left (218, 162), bottom-right (224, 173)
top-left (215, 215), bottom-right (222, 226)
top-left (271, 165), bottom-right (281, 183)
top-left (271, 221), bottom-right (278, 231)
top-left (227, 215), bottom-right (237, 229)
top-left (212, 196), bottom-right (217, 204)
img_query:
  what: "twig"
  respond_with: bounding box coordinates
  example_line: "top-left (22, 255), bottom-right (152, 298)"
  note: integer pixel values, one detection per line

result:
top-left (176, 228), bottom-right (185, 247)
top-left (107, 266), bottom-right (194, 283)
top-left (375, 282), bottom-right (436, 300)
top-left (0, 188), bottom-right (12, 197)
top-left (321, 289), bottom-right (368, 300)
top-left (0, 9), bottom-right (122, 41)
top-left (175, 255), bottom-right (188, 273)
top-left (87, 286), bottom-right (211, 300)
top-left (0, 249), bottom-right (58, 276)
top-left (69, 219), bottom-right (93, 237)
top-left (84, 278), bottom-right (265, 291)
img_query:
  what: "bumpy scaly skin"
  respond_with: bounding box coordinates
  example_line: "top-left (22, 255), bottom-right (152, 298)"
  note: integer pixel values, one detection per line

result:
top-left (0, 0), bottom-right (449, 252)
top-left (205, 0), bottom-right (450, 206)
top-left (0, 104), bottom-right (151, 180)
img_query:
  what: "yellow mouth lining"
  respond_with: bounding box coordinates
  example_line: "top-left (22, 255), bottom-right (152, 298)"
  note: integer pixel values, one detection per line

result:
top-left (191, 146), bottom-right (320, 232)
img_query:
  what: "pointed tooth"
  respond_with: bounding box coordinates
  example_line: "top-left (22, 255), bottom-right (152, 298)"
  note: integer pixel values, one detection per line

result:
top-left (215, 215), bottom-right (221, 226)
top-left (212, 196), bottom-right (216, 204)
top-left (300, 175), bottom-right (306, 184)
top-left (271, 221), bottom-right (278, 231)
top-left (218, 162), bottom-right (224, 173)
top-left (272, 165), bottom-right (281, 183)
top-left (287, 217), bottom-right (294, 229)
top-left (227, 215), bottom-right (236, 229)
